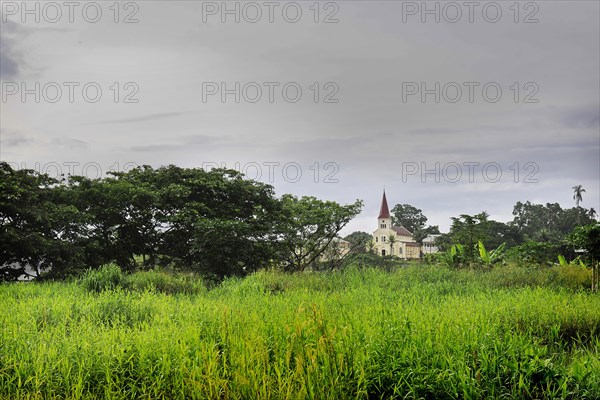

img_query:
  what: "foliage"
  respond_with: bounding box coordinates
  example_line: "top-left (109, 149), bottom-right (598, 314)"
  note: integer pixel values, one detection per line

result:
top-left (389, 204), bottom-right (439, 249)
top-left (390, 203), bottom-right (427, 233)
top-left (440, 244), bottom-right (465, 269)
top-left (504, 241), bottom-right (563, 266)
top-left (511, 201), bottom-right (594, 243)
top-left (275, 195), bottom-right (363, 272)
top-left (1, 266), bottom-right (599, 399)
top-left (568, 222), bottom-right (600, 261)
top-left (572, 184), bottom-right (586, 208)
top-left (343, 231), bottom-right (372, 254)
top-left (442, 212), bottom-right (522, 261)
top-left (1, 163), bottom-right (363, 280)
top-left (0, 162), bottom-right (84, 281)
top-left (123, 269), bottom-right (204, 295)
top-left (478, 240), bottom-right (506, 267)
top-left (81, 264), bottom-right (204, 295)
top-left (81, 263), bottom-right (125, 293)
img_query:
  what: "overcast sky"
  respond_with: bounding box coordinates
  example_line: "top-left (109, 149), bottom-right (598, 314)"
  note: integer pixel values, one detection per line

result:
top-left (1, 0), bottom-right (599, 234)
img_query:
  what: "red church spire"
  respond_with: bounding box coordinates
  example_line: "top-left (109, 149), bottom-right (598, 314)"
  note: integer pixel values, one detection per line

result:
top-left (378, 190), bottom-right (390, 219)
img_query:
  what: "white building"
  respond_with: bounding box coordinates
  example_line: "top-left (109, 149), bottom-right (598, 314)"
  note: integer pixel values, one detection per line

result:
top-left (422, 234), bottom-right (441, 254)
top-left (372, 191), bottom-right (421, 259)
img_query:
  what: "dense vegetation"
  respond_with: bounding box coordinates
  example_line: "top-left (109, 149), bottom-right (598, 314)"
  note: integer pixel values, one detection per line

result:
top-left (0, 162), bottom-right (362, 280)
top-left (1, 265), bottom-right (599, 399)
top-left (2, 160), bottom-right (598, 398)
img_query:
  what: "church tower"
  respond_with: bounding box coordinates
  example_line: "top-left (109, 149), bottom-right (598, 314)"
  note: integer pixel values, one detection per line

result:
top-left (378, 190), bottom-right (392, 230)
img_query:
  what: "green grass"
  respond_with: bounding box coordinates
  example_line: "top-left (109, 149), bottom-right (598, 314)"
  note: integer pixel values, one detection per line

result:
top-left (1, 265), bottom-right (599, 399)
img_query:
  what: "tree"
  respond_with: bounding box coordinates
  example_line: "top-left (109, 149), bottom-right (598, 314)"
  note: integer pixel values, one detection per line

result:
top-left (387, 234), bottom-right (397, 257)
top-left (275, 195), bottom-right (363, 272)
top-left (573, 185), bottom-right (587, 226)
top-left (366, 239), bottom-right (376, 254)
top-left (391, 204), bottom-right (427, 233)
top-left (390, 203), bottom-right (439, 258)
top-left (568, 222), bottom-right (600, 291)
top-left (511, 201), bottom-right (592, 243)
top-left (449, 214), bottom-right (479, 262)
top-left (0, 162), bottom-right (83, 281)
top-left (589, 208), bottom-right (597, 221)
top-left (344, 231), bottom-right (372, 254)
top-left (447, 212), bottom-right (522, 263)
top-left (573, 185), bottom-right (586, 207)
top-left (1, 162), bottom-right (365, 279)
top-left (147, 165), bottom-right (282, 277)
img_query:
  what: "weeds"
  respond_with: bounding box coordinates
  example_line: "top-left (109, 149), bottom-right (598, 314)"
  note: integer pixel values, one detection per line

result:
top-left (1, 266), bottom-right (599, 399)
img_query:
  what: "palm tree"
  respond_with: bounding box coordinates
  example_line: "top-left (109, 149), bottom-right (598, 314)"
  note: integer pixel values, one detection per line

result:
top-left (388, 234), bottom-right (398, 257)
top-left (573, 185), bottom-right (586, 207)
top-left (367, 239), bottom-right (376, 254)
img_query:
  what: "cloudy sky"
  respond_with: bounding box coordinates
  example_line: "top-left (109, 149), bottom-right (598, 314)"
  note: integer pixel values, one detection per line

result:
top-left (1, 0), bottom-right (599, 234)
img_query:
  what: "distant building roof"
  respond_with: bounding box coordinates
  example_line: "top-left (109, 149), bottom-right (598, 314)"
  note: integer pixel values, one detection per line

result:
top-left (378, 190), bottom-right (391, 219)
top-left (422, 234), bottom-right (441, 243)
top-left (392, 226), bottom-right (413, 236)
top-left (406, 242), bottom-right (420, 247)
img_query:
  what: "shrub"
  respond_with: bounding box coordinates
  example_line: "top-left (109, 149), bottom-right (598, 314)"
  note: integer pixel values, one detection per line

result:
top-left (125, 269), bottom-right (204, 295)
top-left (504, 242), bottom-right (561, 266)
top-left (554, 264), bottom-right (591, 291)
top-left (81, 263), bottom-right (124, 293)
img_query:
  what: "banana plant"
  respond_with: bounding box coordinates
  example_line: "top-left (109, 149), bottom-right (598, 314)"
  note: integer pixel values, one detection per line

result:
top-left (557, 255), bottom-right (587, 269)
top-left (442, 244), bottom-right (464, 269)
top-left (557, 254), bottom-right (569, 266)
top-left (478, 241), bottom-right (506, 267)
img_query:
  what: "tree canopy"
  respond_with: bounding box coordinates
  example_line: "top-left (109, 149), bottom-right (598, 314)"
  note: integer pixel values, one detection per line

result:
top-left (0, 162), bottom-right (361, 281)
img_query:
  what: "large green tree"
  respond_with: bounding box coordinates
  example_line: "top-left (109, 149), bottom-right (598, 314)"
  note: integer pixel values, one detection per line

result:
top-left (145, 165), bottom-right (282, 277)
top-left (511, 201), bottom-right (593, 242)
top-left (391, 204), bottom-right (427, 233)
top-left (0, 163), bottom-right (82, 280)
top-left (442, 212), bottom-right (522, 262)
top-left (344, 231), bottom-right (372, 254)
top-left (390, 203), bottom-right (439, 257)
top-left (1, 162), bottom-right (366, 279)
top-left (275, 195), bottom-right (362, 272)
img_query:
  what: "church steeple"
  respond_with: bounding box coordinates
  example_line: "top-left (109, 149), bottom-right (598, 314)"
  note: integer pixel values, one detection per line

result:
top-left (378, 190), bottom-right (390, 219)
top-left (377, 190), bottom-right (392, 230)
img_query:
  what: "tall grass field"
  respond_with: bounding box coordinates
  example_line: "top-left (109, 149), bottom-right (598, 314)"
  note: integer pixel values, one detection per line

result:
top-left (1, 265), bottom-right (599, 399)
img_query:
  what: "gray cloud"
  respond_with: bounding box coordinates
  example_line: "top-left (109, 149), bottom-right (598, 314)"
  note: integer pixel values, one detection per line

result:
top-left (92, 112), bottom-right (185, 125)
top-left (128, 135), bottom-right (221, 153)
top-left (50, 138), bottom-right (89, 149)
top-left (559, 106), bottom-right (600, 129)
top-left (1, 130), bottom-right (31, 147)
top-left (0, 20), bottom-right (21, 79)
top-left (0, 1), bottom-right (597, 233)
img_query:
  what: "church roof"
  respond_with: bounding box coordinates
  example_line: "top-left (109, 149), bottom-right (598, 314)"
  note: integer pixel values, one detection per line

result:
top-left (378, 191), bottom-right (391, 219)
top-left (392, 226), bottom-right (413, 236)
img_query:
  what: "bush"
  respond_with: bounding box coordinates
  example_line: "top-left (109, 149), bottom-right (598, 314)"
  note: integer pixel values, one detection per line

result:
top-left (485, 263), bottom-right (592, 291)
top-left (504, 242), bottom-right (561, 266)
top-left (81, 263), bottom-right (124, 293)
top-left (125, 269), bottom-right (204, 295)
top-left (554, 264), bottom-right (591, 291)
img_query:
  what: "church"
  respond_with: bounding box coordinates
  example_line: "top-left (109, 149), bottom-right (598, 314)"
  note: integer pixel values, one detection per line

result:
top-left (372, 191), bottom-right (421, 259)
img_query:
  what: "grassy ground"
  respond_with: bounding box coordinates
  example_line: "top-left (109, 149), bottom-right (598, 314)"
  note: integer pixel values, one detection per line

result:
top-left (1, 265), bottom-right (599, 399)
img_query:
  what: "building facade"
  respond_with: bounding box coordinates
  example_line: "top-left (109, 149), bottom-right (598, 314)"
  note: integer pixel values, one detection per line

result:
top-left (421, 234), bottom-right (441, 254)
